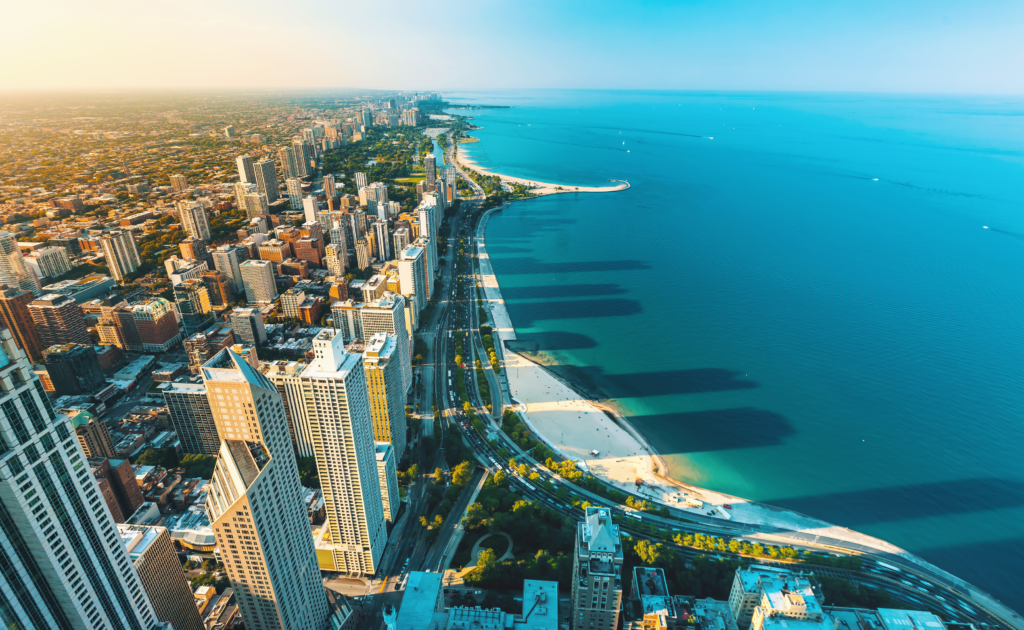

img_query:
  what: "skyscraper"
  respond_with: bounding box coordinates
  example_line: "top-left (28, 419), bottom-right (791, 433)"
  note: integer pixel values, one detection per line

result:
top-left (163, 381), bottom-right (220, 455)
top-left (180, 237), bottom-right (210, 266)
top-left (322, 173), bottom-right (336, 199)
top-left (254, 159), bottom-right (280, 203)
top-left (355, 239), bottom-right (369, 270)
top-left (0, 285), bottom-right (44, 362)
top-left (376, 442), bottom-right (399, 523)
top-left (398, 246), bottom-right (426, 313)
top-left (287, 178), bottom-right (304, 210)
top-left (29, 293), bottom-right (90, 347)
top-left (44, 343), bottom-right (105, 395)
top-left (392, 227), bottom-right (410, 259)
top-left (425, 153), bottom-right (436, 190)
top-left (118, 524), bottom-right (206, 630)
top-left (0, 231), bottom-right (42, 296)
top-left (303, 196), bottom-right (319, 225)
top-left (170, 173), bottom-right (188, 192)
top-left (234, 181), bottom-right (257, 211)
top-left (292, 138), bottom-right (311, 178)
top-left (244, 192), bottom-right (269, 220)
top-left (278, 147), bottom-right (299, 180)
top-left (329, 220), bottom-right (348, 253)
top-left (212, 245), bottom-right (246, 295)
top-left (361, 109), bottom-right (372, 128)
top-left (362, 333), bottom-right (407, 457)
top-left (572, 507), bottom-right (624, 630)
top-left (299, 330), bottom-right (386, 574)
top-left (174, 279), bottom-right (215, 336)
top-left (72, 409), bottom-right (116, 457)
top-left (354, 172), bottom-right (368, 190)
top-left (239, 260), bottom-right (277, 304)
top-left (324, 243), bottom-right (346, 277)
top-left (201, 349), bottom-right (333, 630)
top-left (100, 230), bottom-right (142, 284)
top-left (230, 307), bottom-right (268, 346)
top-left (360, 293), bottom-right (412, 394)
top-left (177, 201), bottom-right (212, 241)
top-left (0, 329), bottom-right (161, 630)
top-left (237, 154), bottom-right (256, 184)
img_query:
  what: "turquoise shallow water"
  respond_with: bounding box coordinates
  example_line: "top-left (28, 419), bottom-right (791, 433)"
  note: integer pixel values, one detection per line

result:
top-left (452, 90), bottom-right (1024, 610)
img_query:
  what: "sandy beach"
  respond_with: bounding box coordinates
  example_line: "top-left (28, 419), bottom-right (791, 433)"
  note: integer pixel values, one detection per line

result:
top-left (457, 138), bottom-right (628, 196)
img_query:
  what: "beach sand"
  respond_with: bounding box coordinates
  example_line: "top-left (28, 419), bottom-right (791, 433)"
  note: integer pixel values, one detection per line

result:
top-left (457, 139), bottom-right (628, 196)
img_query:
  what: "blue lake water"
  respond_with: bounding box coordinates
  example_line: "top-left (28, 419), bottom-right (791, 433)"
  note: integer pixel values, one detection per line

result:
top-left (447, 90), bottom-right (1024, 610)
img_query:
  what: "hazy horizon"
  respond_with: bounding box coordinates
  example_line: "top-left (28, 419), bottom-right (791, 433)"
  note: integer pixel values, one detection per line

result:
top-left (4, 0), bottom-right (1023, 94)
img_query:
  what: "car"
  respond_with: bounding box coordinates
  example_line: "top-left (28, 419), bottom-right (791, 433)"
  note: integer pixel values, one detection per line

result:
top-left (474, 591), bottom-right (482, 595)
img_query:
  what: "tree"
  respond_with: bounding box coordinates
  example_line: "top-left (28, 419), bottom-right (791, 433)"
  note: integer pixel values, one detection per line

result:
top-left (635, 540), bottom-right (664, 565)
top-left (451, 461), bottom-right (474, 487)
top-left (493, 470), bottom-right (507, 486)
top-left (434, 467), bottom-right (444, 481)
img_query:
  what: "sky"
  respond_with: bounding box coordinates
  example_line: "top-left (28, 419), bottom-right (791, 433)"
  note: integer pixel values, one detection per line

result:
top-left (2, 0), bottom-right (1023, 94)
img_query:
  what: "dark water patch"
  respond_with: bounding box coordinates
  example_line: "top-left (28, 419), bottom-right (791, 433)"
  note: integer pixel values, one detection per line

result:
top-left (630, 408), bottom-right (794, 454)
top-left (507, 298), bottom-right (642, 327)
top-left (485, 245), bottom-right (535, 254)
top-left (495, 257), bottom-right (651, 274)
top-left (601, 369), bottom-right (758, 398)
top-left (507, 331), bottom-right (599, 352)
top-left (501, 283), bottom-right (628, 300)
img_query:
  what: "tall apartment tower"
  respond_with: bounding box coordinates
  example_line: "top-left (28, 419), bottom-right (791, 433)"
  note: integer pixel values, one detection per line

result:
top-left (230, 307), bottom-right (268, 345)
top-left (354, 172), bottom-right (368, 190)
top-left (73, 410), bottom-right (116, 458)
top-left (45, 344), bottom-right (105, 396)
top-left (177, 201), bottom-right (212, 241)
top-left (0, 231), bottom-right (42, 296)
top-left (373, 220), bottom-right (391, 261)
top-left (212, 245), bottom-right (247, 295)
top-left (303, 196), bottom-right (319, 225)
top-left (392, 227), bottom-right (410, 259)
top-left (162, 381), bottom-right (220, 455)
top-left (322, 173), bottom-right (336, 198)
top-left (355, 239), bottom-right (369, 270)
top-left (361, 293), bottom-right (412, 394)
top-left (254, 159), bottom-right (280, 203)
top-left (174, 279), bottom-right (214, 336)
top-left (287, 178), bottom-right (304, 210)
top-left (425, 153), bottom-right (436, 190)
top-left (201, 349), bottom-right (333, 630)
top-left (300, 330), bottom-right (387, 574)
top-left (572, 507), bottom-right (624, 630)
top-left (361, 333), bottom-right (407, 457)
top-left (119, 524), bottom-right (206, 630)
top-left (0, 329), bottom-right (161, 630)
top-left (100, 229), bottom-right (142, 284)
top-left (0, 285), bottom-right (44, 362)
top-left (376, 442), bottom-right (399, 523)
top-left (170, 173), bottom-right (189, 191)
top-left (292, 139), bottom-right (311, 178)
top-left (324, 243), bottom-right (346, 277)
top-left (397, 246), bottom-right (426, 313)
top-left (239, 259), bottom-right (277, 304)
top-left (278, 147), bottom-right (299, 180)
top-left (29, 293), bottom-right (90, 347)
top-left (237, 154), bottom-right (257, 184)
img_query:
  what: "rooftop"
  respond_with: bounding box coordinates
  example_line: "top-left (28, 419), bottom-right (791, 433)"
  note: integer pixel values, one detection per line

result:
top-left (395, 571), bottom-right (444, 630)
top-left (117, 523), bottom-right (162, 559)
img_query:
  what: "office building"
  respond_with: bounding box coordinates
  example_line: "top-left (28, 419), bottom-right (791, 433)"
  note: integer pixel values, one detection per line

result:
top-left (279, 146), bottom-right (300, 180)
top-left (425, 153), bottom-right (436, 190)
top-left (355, 239), bottom-right (369, 270)
top-left (29, 293), bottom-right (90, 347)
top-left (324, 243), bottom-right (346, 277)
top-left (376, 442), bottom-right (399, 523)
top-left (44, 343), bottom-right (104, 395)
top-left (292, 139), bottom-right (311, 178)
top-left (202, 349), bottom-right (333, 630)
top-left (180, 237), bottom-right (210, 266)
top-left (0, 329), bottom-right (161, 630)
top-left (99, 230), bottom-right (142, 284)
top-left (259, 361), bottom-right (311, 457)
top-left (0, 231), bottom-right (42, 296)
top-left (572, 507), bottom-right (624, 630)
top-left (129, 298), bottom-right (182, 352)
top-left (239, 259), bottom-right (277, 304)
top-left (360, 293), bottom-right (412, 393)
top-left (398, 246), bottom-right (426, 313)
top-left (163, 381), bottom-right (220, 456)
top-left (372, 220), bottom-right (391, 261)
top-left (259, 239), bottom-right (292, 263)
top-left (72, 409), bottom-right (116, 457)
top-left (177, 201), bottom-right (212, 241)
top-left (90, 457), bottom-right (145, 523)
top-left (622, 567), bottom-right (685, 630)
top-left (254, 159), bottom-right (280, 202)
top-left (212, 244), bottom-right (247, 295)
top-left (170, 173), bottom-right (188, 191)
top-left (201, 270), bottom-right (233, 306)
top-left (165, 256), bottom-right (208, 286)
top-left (393, 227), bottom-right (410, 259)
top-left (287, 177), bottom-right (304, 210)
top-left (362, 333), bottom-right (407, 457)
top-left (24, 246), bottom-right (71, 281)
top-left (0, 285), bottom-right (44, 362)
top-left (237, 154), bottom-right (256, 184)
top-left (119, 524), bottom-right (206, 630)
top-left (322, 173), bottom-right (337, 199)
top-left (174, 279), bottom-right (215, 335)
top-left (231, 307), bottom-right (268, 345)
top-left (300, 330), bottom-right (386, 574)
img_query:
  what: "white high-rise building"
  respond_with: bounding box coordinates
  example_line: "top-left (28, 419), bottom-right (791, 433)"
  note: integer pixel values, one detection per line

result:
top-left (325, 243), bottom-right (346, 277)
top-left (24, 246), bottom-right (71, 281)
top-left (303, 196), bottom-right (319, 225)
top-left (98, 230), bottom-right (141, 285)
top-left (376, 442), bottom-right (399, 523)
top-left (201, 349), bottom-right (334, 630)
top-left (392, 227), bottom-right (410, 260)
top-left (239, 259), bottom-right (276, 304)
top-left (0, 328), bottom-right (162, 630)
top-left (418, 197), bottom-right (438, 279)
top-left (177, 201), bottom-right (211, 241)
top-left (398, 246), bottom-right (426, 314)
top-left (424, 153), bottom-right (436, 190)
top-left (234, 181), bottom-right (257, 210)
top-left (236, 154), bottom-right (256, 184)
top-left (354, 172), bottom-right (367, 190)
top-left (360, 293), bottom-right (412, 393)
top-left (299, 330), bottom-right (386, 574)
top-left (254, 159), bottom-right (279, 203)
top-left (287, 178), bottom-right (303, 210)
top-left (0, 232), bottom-right (42, 296)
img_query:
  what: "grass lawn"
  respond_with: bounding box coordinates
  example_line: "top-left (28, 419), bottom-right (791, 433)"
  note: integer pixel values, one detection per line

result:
top-left (396, 175), bottom-right (426, 183)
